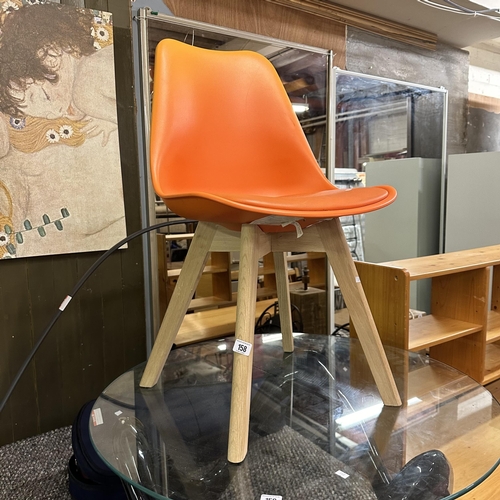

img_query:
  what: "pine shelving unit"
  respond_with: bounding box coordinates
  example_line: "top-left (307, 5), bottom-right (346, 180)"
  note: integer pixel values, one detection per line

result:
top-left (353, 244), bottom-right (500, 384)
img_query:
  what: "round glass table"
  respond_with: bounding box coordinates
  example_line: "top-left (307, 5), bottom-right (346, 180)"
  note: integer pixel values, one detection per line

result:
top-left (90, 334), bottom-right (500, 499)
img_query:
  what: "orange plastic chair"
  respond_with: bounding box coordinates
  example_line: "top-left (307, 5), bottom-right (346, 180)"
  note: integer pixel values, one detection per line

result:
top-left (140, 38), bottom-right (401, 463)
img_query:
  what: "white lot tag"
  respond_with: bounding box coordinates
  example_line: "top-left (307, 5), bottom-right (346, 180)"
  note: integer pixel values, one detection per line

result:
top-left (260, 496), bottom-right (282, 500)
top-left (233, 339), bottom-right (252, 356)
top-left (91, 408), bottom-right (104, 426)
top-left (251, 216), bottom-right (304, 238)
top-left (251, 215), bottom-right (301, 225)
top-left (335, 470), bottom-right (350, 479)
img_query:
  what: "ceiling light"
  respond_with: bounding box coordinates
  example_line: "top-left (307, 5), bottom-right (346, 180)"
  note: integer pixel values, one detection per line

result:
top-left (291, 95), bottom-right (309, 114)
top-left (292, 102), bottom-right (310, 113)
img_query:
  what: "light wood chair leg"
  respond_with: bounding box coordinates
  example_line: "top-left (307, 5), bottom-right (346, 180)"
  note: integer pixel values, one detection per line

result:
top-left (140, 222), bottom-right (218, 388)
top-left (273, 251), bottom-right (294, 352)
top-left (317, 219), bottom-right (402, 407)
top-left (228, 224), bottom-right (261, 463)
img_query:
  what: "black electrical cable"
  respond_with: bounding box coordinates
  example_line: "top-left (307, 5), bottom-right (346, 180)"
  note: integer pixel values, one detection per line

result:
top-left (0, 219), bottom-right (196, 415)
top-left (332, 323), bottom-right (350, 336)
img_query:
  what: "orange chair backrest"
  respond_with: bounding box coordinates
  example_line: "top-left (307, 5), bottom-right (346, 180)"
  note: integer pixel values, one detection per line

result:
top-left (150, 39), bottom-right (333, 200)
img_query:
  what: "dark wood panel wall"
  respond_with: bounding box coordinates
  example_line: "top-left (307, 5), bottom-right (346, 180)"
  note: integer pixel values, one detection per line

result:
top-left (163, 0), bottom-right (347, 68)
top-left (0, 0), bottom-right (146, 446)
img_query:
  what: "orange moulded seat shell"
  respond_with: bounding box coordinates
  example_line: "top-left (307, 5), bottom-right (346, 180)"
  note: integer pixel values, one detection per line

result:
top-left (150, 39), bottom-right (397, 231)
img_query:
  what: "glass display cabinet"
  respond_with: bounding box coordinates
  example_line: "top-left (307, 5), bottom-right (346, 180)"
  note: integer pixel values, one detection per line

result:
top-left (332, 69), bottom-right (448, 312)
top-left (333, 69), bottom-right (447, 171)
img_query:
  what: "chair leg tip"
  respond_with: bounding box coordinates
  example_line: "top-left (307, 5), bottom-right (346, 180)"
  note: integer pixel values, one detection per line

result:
top-left (227, 443), bottom-right (248, 464)
top-left (227, 453), bottom-right (247, 464)
top-left (139, 372), bottom-right (158, 388)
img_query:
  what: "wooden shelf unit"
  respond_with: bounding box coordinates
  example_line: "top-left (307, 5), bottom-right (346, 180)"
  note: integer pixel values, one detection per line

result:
top-left (262, 252), bottom-right (326, 292)
top-left (354, 244), bottom-right (500, 384)
top-left (159, 233), bottom-right (326, 312)
top-left (157, 234), bottom-right (327, 344)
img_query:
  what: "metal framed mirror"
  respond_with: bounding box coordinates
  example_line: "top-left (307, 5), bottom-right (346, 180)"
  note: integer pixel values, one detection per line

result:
top-left (135, 9), bottom-right (336, 342)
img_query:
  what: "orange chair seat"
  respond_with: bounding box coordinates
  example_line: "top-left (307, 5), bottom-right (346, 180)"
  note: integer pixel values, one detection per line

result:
top-left (150, 39), bottom-right (397, 232)
top-left (162, 184), bottom-right (396, 227)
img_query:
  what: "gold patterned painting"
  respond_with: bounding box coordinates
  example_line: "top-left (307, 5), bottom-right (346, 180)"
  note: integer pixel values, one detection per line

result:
top-left (0, 1), bottom-right (126, 259)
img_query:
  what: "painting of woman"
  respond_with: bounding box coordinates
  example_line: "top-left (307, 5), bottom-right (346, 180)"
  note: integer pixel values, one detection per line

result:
top-left (0, 1), bottom-right (126, 258)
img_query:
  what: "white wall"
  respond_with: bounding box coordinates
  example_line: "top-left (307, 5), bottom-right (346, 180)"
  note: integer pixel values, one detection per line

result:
top-left (466, 41), bottom-right (500, 98)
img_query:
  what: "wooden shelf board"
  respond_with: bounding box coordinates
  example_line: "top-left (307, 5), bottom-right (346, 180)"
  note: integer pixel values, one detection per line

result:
top-left (188, 295), bottom-right (236, 311)
top-left (259, 268), bottom-right (296, 277)
top-left (383, 244), bottom-right (500, 280)
top-left (168, 265), bottom-right (228, 278)
top-left (287, 252), bottom-right (325, 263)
top-left (232, 267), bottom-right (295, 281)
top-left (189, 287), bottom-right (280, 310)
top-left (175, 298), bottom-right (278, 346)
top-left (409, 314), bottom-right (482, 351)
top-left (483, 343), bottom-right (500, 384)
top-left (487, 310), bottom-right (500, 343)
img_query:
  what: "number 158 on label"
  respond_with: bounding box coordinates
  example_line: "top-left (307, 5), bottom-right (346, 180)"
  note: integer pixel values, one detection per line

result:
top-left (233, 339), bottom-right (252, 356)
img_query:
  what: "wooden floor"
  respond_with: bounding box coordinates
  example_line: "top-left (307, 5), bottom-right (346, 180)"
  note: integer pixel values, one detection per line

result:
top-left (461, 468), bottom-right (500, 499)
top-left (446, 381), bottom-right (500, 499)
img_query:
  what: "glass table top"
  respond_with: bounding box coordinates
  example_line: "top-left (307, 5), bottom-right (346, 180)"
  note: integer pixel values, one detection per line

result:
top-left (90, 334), bottom-right (500, 499)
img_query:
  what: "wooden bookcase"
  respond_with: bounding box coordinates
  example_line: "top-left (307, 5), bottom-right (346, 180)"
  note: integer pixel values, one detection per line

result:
top-left (353, 244), bottom-right (500, 384)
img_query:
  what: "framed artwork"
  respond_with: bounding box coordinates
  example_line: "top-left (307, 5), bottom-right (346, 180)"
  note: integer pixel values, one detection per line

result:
top-left (0, 0), bottom-right (126, 259)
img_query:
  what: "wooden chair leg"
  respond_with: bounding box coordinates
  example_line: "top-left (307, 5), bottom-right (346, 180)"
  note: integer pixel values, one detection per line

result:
top-left (228, 225), bottom-right (261, 464)
top-left (317, 219), bottom-right (402, 407)
top-left (273, 251), bottom-right (294, 352)
top-left (140, 222), bottom-right (218, 388)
